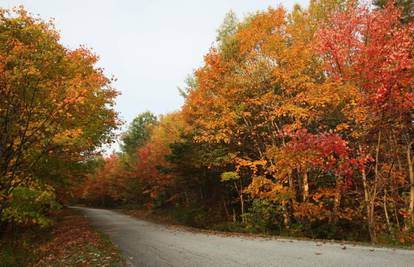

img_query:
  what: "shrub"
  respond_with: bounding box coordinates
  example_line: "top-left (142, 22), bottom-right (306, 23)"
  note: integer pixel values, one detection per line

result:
top-left (2, 186), bottom-right (61, 227)
top-left (243, 199), bottom-right (281, 233)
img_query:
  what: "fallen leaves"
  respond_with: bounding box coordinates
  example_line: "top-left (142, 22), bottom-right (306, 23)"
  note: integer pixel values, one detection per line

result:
top-left (33, 209), bottom-right (123, 267)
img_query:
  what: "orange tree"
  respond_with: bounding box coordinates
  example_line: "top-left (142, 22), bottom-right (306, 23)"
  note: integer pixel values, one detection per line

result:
top-left (0, 7), bottom-right (119, 227)
top-left (181, 1), bottom-right (356, 230)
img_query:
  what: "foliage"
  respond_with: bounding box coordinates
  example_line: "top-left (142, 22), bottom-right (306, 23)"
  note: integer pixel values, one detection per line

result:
top-left (315, 0), bottom-right (414, 242)
top-left (220, 171), bottom-right (239, 182)
top-left (374, 0), bottom-right (414, 22)
top-left (0, 209), bottom-right (123, 267)
top-left (79, 112), bottom-right (186, 208)
top-left (33, 209), bottom-right (124, 267)
top-left (0, 226), bottom-right (50, 267)
top-left (78, 0), bottom-right (414, 246)
top-left (243, 199), bottom-right (280, 233)
top-left (121, 111), bottom-right (157, 158)
top-left (0, 6), bottom-right (119, 228)
top-left (2, 185), bottom-right (61, 227)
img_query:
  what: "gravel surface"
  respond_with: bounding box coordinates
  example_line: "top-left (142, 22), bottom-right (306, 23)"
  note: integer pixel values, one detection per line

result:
top-left (74, 207), bottom-right (414, 267)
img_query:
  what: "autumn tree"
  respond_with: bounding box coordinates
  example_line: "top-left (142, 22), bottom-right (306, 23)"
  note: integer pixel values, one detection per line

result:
top-left (182, 1), bottom-right (352, 226)
top-left (121, 111), bottom-right (157, 158)
top-left (79, 155), bottom-right (137, 207)
top-left (0, 7), bottom-right (119, 227)
top-left (132, 112), bottom-right (186, 206)
top-left (316, 1), bottom-right (414, 241)
top-left (78, 0), bottom-right (414, 245)
top-left (374, 0), bottom-right (414, 22)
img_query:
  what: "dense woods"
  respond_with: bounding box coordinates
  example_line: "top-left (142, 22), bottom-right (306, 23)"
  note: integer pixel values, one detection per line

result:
top-left (2, 0), bottom-right (414, 251)
top-left (77, 0), bottom-right (414, 245)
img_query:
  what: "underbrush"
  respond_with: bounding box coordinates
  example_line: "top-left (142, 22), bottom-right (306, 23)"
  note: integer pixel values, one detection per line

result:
top-left (0, 224), bottom-right (51, 266)
top-left (121, 202), bottom-right (414, 248)
top-left (0, 208), bottom-right (123, 267)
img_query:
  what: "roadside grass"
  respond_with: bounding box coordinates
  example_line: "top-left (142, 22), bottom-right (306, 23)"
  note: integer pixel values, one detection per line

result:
top-left (0, 208), bottom-right (124, 267)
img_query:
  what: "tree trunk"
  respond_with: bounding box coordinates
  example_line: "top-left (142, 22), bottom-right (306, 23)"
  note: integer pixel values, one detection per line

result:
top-left (223, 199), bottom-right (230, 219)
top-left (383, 189), bottom-right (392, 233)
top-left (184, 191), bottom-right (190, 207)
top-left (362, 168), bottom-right (377, 243)
top-left (282, 201), bottom-right (290, 228)
top-left (333, 177), bottom-right (342, 223)
top-left (407, 142), bottom-right (414, 225)
top-left (234, 180), bottom-right (245, 222)
top-left (240, 179), bottom-right (245, 222)
top-left (303, 171), bottom-right (309, 201)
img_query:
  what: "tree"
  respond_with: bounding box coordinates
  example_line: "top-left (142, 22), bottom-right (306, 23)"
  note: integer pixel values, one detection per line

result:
top-left (132, 112), bottom-right (186, 206)
top-left (182, 4), bottom-right (352, 226)
top-left (0, 7), bottom-right (119, 227)
top-left (77, 0), bottom-right (414, 245)
top-left (177, 74), bottom-right (197, 99)
top-left (315, 1), bottom-right (414, 241)
top-left (121, 111), bottom-right (157, 158)
top-left (374, 0), bottom-right (414, 22)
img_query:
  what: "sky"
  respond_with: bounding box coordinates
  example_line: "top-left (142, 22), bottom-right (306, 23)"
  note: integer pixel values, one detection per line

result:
top-left (2, 0), bottom-right (309, 127)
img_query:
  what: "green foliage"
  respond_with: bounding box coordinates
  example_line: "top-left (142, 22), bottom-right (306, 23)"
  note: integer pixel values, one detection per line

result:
top-left (157, 205), bottom-right (222, 228)
top-left (216, 10), bottom-right (240, 58)
top-left (216, 10), bottom-right (238, 45)
top-left (220, 171), bottom-right (240, 182)
top-left (121, 111), bottom-right (157, 157)
top-left (308, 0), bottom-right (349, 21)
top-left (2, 186), bottom-right (61, 227)
top-left (0, 245), bottom-right (30, 267)
top-left (178, 74), bottom-right (197, 98)
top-left (243, 199), bottom-right (280, 233)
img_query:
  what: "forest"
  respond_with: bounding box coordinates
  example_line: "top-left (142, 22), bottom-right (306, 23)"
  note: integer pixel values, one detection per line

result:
top-left (1, 0), bottom-right (414, 256)
top-left (76, 0), bottom-right (414, 245)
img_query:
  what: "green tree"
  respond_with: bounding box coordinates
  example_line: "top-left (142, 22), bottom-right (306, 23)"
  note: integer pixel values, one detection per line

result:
top-left (121, 111), bottom-right (157, 158)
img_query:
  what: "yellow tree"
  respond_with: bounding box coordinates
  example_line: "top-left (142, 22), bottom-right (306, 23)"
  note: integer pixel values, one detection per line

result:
top-left (183, 3), bottom-right (352, 224)
top-left (0, 7), bottom-right (119, 226)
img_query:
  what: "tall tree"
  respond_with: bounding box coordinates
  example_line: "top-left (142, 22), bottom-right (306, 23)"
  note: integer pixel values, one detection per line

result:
top-left (316, 1), bottom-right (414, 241)
top-left (0, 7), bottom-right (119, 226)
top-left (120, 111), bottom-right (157, 158)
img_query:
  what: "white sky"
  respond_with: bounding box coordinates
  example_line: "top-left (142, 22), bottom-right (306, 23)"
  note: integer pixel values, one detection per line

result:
top-left (2, 0), bottom-right (308, 126)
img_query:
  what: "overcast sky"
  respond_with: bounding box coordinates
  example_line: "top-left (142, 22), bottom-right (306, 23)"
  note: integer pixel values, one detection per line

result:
top-left (2, 0), bottom-right (308, 126)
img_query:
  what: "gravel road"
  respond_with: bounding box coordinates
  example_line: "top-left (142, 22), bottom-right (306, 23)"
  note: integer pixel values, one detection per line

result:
top-left (74, 207), bottom-right (414, 267)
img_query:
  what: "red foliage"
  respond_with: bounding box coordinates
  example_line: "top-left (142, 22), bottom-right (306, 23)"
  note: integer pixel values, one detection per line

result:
top-left (284, 129), bottom-right (362, 177)
top-left (315, 2), bottom-right (414, 113)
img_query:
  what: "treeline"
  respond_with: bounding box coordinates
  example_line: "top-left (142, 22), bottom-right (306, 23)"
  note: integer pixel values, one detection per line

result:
top-left (0, 7), bottom-right (119, 231)
top-left (78, 0), bottom-right (414, 244)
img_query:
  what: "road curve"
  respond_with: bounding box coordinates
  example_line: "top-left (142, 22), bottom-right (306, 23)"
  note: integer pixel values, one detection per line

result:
top-left (73, 207), bottom-right (414, 267)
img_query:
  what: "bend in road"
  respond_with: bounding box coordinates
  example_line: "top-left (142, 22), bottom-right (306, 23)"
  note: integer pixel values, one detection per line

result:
top-left (73, 207), bottom-right (414, 267)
